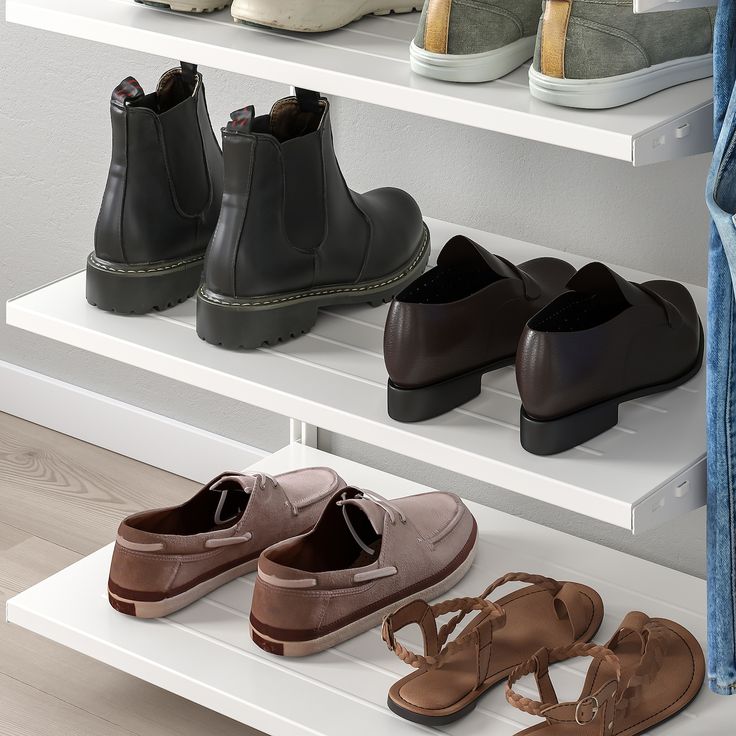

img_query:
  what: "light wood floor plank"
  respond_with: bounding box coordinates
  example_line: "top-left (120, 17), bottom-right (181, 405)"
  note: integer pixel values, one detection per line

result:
top-left (0, 672), bottom-right (135, 736)
top-left (0, 412), bottom-right (262, 736)
top-left (0, 412), bottom-right (198, 554)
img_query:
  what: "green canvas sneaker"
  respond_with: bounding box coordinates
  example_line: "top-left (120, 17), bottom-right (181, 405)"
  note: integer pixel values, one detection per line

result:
top-left (529, 0), bottom-right (715, 108)
top-left (410, 0), bottom-right (542, 82)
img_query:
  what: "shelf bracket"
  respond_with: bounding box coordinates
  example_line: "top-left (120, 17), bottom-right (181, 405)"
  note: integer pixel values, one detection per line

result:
top-left (290, 418), bottom-right (319, 448)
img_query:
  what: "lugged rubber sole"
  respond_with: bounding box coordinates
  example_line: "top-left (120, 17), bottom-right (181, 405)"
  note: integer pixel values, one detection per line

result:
top-left (529, 53), bottom-right (713, 109)
top-left (86, 252), bottom-right (205, 314)
top-left (410, 37), bottom-right (535, 83)
top-left (520, 324), bottom-right (704, 455)
top-left (196, 224), bottom-right (430, 349)
top-left (231, 0), bottom-right (420, 32)
top-left (108, 558), bottom-right (259, 618)
top-left (387, 355), bottom-right (515, 423)
top-left (135, 0), bottom-right (230, 12)
top-left (250, 535), bottom-right (477, 657)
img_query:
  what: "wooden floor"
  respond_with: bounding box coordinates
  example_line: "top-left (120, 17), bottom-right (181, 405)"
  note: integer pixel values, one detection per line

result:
top-left (0, 411), bottom-right (262, 736)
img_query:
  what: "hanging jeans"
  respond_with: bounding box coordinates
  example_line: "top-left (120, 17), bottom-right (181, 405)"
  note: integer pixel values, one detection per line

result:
top-left (706, 0), bottom-right (736, 697)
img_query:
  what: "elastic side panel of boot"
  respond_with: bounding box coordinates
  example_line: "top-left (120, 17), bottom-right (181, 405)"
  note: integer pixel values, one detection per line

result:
top-left (281, 133), bottom-right (326, 253)
top-left (540, 0), bottom-right (573, 78)
top-left (159, 93), bottom-right (211, 218)
top-left (423, 0), bottom-right (452, 54)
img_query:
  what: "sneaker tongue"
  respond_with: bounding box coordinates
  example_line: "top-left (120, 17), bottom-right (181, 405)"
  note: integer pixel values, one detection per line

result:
top-left (227, 105), bottom-right (255, 133)
top-left (111, 76), bottom-right (144, 105)
top-left (209, 474), bottom-right (255, 526)
top-left (567, 262), bottom-right (649, 306)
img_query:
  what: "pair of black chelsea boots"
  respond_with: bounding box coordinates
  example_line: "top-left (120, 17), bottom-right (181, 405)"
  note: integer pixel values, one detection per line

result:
top-left (89, 63), bottom-right (430, 349)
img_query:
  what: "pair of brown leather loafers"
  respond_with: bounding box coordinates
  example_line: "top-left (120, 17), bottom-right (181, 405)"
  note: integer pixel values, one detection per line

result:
top-left (383, 573), bottom-right (705, 734)
top-left (384, 236), bottom-right (703, 454)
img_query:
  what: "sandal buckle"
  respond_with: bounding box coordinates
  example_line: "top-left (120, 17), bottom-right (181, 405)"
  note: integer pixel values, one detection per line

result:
top-left (575, 696), bottom-right (599, 726)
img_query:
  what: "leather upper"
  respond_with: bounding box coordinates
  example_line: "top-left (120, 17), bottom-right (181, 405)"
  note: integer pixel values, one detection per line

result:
top-left (250, 487), bottom-right (477, 640)
top-left (516, 263), bottom-right (703, 420)
top-left (384, 236), bottom-right (575, 388)
top-left (108, 467), bottom-right (344, 601)
top-left (203, 94), bottom-right (425, 299)
top-left (94, 66), bottom-right (223, 266)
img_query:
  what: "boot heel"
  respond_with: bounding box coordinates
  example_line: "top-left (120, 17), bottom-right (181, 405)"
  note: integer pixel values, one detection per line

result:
top-left (85, 254), bottom-right (203, 314)
top-left (196, 290), bottom-right (320, 349)
top-left (388, 370), bottom-right (485, 423)
top-left (519, 400), bottom-right (620, 455)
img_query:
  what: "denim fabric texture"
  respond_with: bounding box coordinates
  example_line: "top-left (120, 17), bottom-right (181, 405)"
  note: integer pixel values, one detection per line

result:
top-left (532, 0), bottom-right (714, 79)
top-left (414, 0), bottom-right (540, 54)
top-left (705, 0), bottom-right (736, 698)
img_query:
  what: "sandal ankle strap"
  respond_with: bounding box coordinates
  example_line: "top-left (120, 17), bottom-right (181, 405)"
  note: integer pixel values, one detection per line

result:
top-left (506, 643), bottom-right (621, 726)
top-left (381, 596), bottom-right (505, 670)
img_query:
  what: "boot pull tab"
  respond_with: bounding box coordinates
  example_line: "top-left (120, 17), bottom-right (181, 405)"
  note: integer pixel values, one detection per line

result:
top-left (295, 88), bottom-right (322, 113)
top-left (180, 62), bottom-right (198, 87)
top-left (227, 105), bottom-right (256, 133)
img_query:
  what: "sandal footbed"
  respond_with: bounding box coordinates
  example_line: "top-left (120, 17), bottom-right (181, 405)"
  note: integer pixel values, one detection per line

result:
top-left (515, 618), bottom-right (705, 735)
top-left (387, 582), bottom-right (604, 721)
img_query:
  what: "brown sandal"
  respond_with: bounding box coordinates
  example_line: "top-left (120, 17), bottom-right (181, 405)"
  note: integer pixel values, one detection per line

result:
top-left (505, 611), bottom-right (705, 735)
top-left (382, 572), bottom-right (604, 725)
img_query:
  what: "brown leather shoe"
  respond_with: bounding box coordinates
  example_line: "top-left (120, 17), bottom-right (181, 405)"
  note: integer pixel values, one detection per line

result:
top-left (108, 467), bottom-right (345, 618)
top-left (517, 262), bottom-right (703, 455)
top-left (249, 486), bottom-right (477, 656)
top-left (506, 611), bottom-right (704, 735)
top-left (384, 235), bottom-right (574, 422)
top-left (383, 572), bottom-right (604, 725)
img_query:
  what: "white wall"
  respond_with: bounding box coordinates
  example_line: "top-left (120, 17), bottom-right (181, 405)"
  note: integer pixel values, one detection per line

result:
top-left (0, 3), bottom-right (711, 576)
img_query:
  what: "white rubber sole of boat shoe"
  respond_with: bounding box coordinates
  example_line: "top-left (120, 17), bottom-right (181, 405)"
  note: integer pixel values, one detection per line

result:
top-left (410, 36), bottom-right (535, 83)
top-left (135, 0), bottom-right (230, 12)
top-left (528, 53), bottom-right (713, 109)
top-left (231, 0), bottom-right (420, 32)
top-left (250, 537), bottom-right (477, 656)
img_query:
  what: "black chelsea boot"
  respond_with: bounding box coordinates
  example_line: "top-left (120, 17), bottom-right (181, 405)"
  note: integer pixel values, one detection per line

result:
top-left (88, 63), bottom-right (223, 313)
top-left (196, 89), bottom-right (430, 349)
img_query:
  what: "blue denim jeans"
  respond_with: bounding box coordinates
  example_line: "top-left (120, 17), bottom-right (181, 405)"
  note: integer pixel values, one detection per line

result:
top-left (706, 0), bottom-right (736, 697)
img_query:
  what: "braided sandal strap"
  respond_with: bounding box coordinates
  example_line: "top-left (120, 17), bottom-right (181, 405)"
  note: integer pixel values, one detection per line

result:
top-left (434, 572), bottom-right (563, 649)
top-left (506, 643), bottom-right (621, 719)
top-left (382, 596), bottom-right (505, 670)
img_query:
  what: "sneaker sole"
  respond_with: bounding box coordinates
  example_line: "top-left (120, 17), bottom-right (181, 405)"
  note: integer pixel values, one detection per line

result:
top-left (108, 558), bottom-right (259, 618)
top-left (135, 0), bottom-right (230, 12)
top-left (231, 0), bottom-right (420, 32)
top-left (196, 223), bottom-right (430, 349)
top-left (409, 37), bottom-right (535, 83)
top-left (250, 534), bottom-right (478, 657)
top-left (86, 252), bottom-right (205, 314)
top-left (528, 53), bottom-right (713, 109)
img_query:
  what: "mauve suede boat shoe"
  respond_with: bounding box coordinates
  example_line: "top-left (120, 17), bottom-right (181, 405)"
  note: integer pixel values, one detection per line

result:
top-left (108, 467), bottom-right (345, 618)
top-left (249, 486), bottom-right (478, 656)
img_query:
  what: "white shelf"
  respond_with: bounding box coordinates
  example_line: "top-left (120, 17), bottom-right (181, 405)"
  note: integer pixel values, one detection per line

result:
top-left (6, 444), bottom-right (726, 736)
top-left (6, 218), bottom-right (706, 534)
top-left (6, 0), bottom-right (713, 165)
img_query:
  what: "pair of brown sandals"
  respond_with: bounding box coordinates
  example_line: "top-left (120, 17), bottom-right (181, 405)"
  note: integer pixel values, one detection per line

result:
top-left (381, 572), bottom-right (704, 734)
